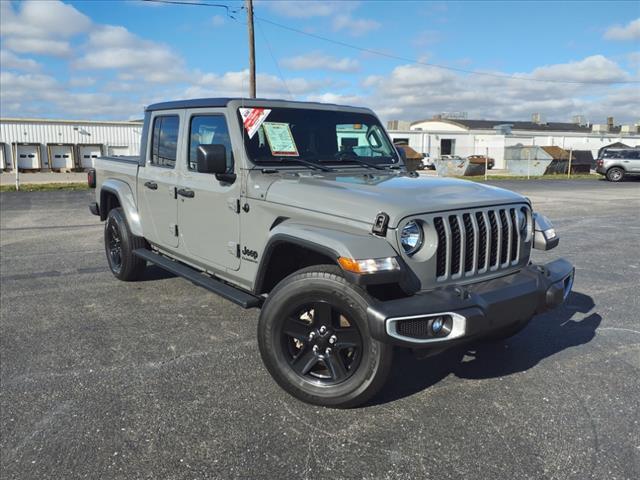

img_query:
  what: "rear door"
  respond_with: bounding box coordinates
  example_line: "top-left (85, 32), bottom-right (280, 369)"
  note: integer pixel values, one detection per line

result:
top-left (177, 110), bottom-right (240, 270)
top-left (137, 112), bottom-right (182, 248)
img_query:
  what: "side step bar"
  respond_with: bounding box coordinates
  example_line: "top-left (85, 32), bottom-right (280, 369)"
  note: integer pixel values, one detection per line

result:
top-left (133, 248), bottom-right (262, 309)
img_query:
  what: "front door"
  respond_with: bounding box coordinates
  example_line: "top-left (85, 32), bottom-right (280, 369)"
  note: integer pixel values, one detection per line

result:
top-left (625, 150), bottom-right (640, 172)
top-left (177, 111), bottom-right (240, 270)
top-left (137, 113), bottom-right (181, 248)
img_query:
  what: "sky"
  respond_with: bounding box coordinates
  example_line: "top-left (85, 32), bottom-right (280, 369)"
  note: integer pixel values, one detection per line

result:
top-left (0, 0), bottom-right (639, 123)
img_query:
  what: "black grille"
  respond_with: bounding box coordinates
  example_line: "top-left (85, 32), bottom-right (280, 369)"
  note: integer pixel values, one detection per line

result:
top-left (509, 209), bottom-right (519, 262)
top-left (476, 212), bottom-right (487, 270)
top-left (396, 318), bottom-right (432, 339)
top-left (499, 209), bottom-right (509, 265)
top-left (489, 211), bottom-right (499, 267)
top-left (434, 217), bottom-right (446, 277)
top-left (432, 206), bottom-right (525, 281)
top-left (463, 213), bottom-right (474, 272)
top-left (449, 215), bottom-right (461, 275)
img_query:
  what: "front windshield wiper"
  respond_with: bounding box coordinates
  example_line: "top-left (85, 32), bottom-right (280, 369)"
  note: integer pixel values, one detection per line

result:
top-left (325, 152), bottom-right (389, 170)
top-left (255, 156), bottom-right (335, 172)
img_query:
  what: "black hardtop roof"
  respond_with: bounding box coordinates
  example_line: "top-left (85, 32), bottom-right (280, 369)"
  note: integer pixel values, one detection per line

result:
top-left (145, 97), bottom-right (367, 112)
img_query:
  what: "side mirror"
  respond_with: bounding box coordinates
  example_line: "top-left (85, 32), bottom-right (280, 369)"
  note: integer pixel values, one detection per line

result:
top-left (197, 144), bottom-right (236, 183)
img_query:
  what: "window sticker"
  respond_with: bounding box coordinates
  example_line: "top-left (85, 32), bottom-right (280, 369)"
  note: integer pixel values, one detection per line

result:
top-left (239, 108), bottom-right (271, 139)
top-left (263, 122), bottom-right (299, 157)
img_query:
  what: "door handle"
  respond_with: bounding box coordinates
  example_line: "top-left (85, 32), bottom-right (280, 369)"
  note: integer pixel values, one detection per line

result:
top-left (177, 188), bottom-right (195, 198)
top-left (144, 181), bottom-right (158, 190)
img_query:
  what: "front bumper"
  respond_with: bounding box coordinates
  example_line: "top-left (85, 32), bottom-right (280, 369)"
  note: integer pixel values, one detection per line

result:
top-left (367, 258), bottom-right (574, 348)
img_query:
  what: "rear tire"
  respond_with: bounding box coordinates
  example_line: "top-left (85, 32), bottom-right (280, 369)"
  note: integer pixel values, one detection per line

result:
top-left (606, 167), bottom-right (624, 182)
top-left (104, 207), bottom-right (147, 281)
top-left (258, 265), bottom-right (393, 408)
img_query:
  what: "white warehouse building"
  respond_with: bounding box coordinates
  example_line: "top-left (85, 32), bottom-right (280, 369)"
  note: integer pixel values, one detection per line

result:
top-left (387, 117), bottom-right (640, 169)
top-left (0, 118), bottom-right (143, 172)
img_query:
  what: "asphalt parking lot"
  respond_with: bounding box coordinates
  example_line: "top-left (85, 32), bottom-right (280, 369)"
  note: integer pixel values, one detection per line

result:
top-left (1, 179), bottom-right (639, 480)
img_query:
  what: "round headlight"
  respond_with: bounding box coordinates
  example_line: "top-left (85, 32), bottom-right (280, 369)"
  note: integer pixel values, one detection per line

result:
top-left (400, 221), bottom-right (423, 255)
top-left (515, 209), bottom-right (526, 231)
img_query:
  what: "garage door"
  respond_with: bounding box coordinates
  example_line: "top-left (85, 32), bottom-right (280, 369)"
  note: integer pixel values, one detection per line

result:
top-left (0, 143), bottom-right (6, 170)
top-left (78, 145), bottom-right (102, 169)
top-left (16, 144), bottom-right (40, 170)
top-left (49, 144), bottom-right (75, 170)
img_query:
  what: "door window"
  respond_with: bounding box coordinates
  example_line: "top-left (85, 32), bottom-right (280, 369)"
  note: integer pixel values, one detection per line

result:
top-left (150, 115), bottom-right (179, 168)
top-left (188, 115), bottom-right (234, 172)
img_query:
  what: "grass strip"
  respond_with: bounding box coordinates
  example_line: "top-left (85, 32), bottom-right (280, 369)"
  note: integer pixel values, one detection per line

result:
top-left (0, 183), bottom-right (90, 192)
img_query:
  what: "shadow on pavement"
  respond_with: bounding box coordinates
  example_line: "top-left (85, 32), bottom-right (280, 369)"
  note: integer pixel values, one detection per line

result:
top-left (139, 264), bottom-right (176, 281)
top-left (372, 291), bottom-right (600, 405)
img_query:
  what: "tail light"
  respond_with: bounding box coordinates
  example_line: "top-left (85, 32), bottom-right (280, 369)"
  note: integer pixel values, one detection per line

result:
top-left (87, 168), bottom-right (96, 188)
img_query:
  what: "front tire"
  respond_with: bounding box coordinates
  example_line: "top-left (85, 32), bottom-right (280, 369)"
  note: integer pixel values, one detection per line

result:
top-left (258, 266), bottom-right (393, 408)
top-left (104, 207), bottom-right (147, 281)
top-left (606, 167), bottom-right (624, 182)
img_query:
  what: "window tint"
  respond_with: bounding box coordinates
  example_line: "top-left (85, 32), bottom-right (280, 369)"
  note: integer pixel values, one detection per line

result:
top-left (150, 115), bottom-right (179, 168)
top-left (188, 115), bottom-right (234, 172)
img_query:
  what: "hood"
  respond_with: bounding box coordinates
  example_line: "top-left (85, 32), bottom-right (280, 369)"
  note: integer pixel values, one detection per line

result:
top-left (262, 172), bottom-right (527, 227)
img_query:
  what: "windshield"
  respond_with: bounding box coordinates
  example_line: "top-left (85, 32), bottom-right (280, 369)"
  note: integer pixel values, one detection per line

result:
top-left (237, 107), bottom-right (399, 167)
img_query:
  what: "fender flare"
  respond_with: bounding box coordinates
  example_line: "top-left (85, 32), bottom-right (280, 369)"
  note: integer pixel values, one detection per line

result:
top-left (253, 222), bottom-right (419, 294)
top-left (100, 179), bottom-right (144, 237)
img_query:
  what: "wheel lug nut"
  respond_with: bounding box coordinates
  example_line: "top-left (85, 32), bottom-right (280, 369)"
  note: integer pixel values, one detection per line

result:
top-left (319, 326), bottom-right (327, 334)
top-left (308, 332), bottom-right (316, 341)
top-left (312, 345), bottom-right (319, 353)
top-left (329, 335), bottom-right (337, 344)
top-left (325, 347), bottom-right (332, 355)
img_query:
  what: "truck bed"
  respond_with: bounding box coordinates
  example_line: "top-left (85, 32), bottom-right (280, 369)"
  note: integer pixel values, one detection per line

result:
top-left (94, 155), bottom-right (141, 205)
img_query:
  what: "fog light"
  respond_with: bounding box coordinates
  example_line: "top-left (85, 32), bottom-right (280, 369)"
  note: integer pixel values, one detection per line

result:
top-left (431, 317), bottom-right (444, 334)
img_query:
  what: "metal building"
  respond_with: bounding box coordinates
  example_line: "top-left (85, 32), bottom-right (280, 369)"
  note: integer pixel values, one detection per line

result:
top-left (387, 116), bottom-right (640, 170)
top-left (0, 118), bottom-right (143, 172)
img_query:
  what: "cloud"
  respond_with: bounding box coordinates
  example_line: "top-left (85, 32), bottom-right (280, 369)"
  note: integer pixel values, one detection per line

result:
top-left (0, 0), bottom-right (92, 57)
top-left (74, 25), bottom-right (186, 83)
top-left (306, 92), bottom-right (366, 106)
top-left (529, 55), bottom-right (630, 83)
top-left (0, 70), bottom-right (140, 118)
top-left (262, 1), bottom-right (358, 19)
top-left (183, 69), bottom-right (332, 99)
top-left (262, 0), bottom-right (379, 36)
top-left (0, 50), bottom-right (41, 72)
top-left (211, 15), bottom-right (225, 27)
top-left (281, 51), bottom-right (360, 72)
top-left (354, 55), bottom-right (638, 124)
top-left (604, 18), bottom-right (640, 41)
top-left (333, 14), bottom-right (380, 36)
top-left (412, 30), bottom-right (442, 48)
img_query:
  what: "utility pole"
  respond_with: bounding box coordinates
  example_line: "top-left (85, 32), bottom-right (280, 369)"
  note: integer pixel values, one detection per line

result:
top-left (246, 0), bottom-right (256, 98)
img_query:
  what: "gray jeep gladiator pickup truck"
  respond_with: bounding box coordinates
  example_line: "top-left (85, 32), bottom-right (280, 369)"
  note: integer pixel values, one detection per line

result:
top-left (89, 98), bottom-right (574, 408)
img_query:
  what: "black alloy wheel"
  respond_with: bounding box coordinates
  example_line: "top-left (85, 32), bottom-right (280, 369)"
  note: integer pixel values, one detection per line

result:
top-left (281, 301), bottom-right (363, 385)
top-left (258, 265), bottom-right (393, 408)
top-left (107, 219), bottom-right (123, 273)
top-left (104, 207), bottom-right (147, 281)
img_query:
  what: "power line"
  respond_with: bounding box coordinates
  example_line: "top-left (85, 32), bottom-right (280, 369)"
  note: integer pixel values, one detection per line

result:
top-left (254, 15), bottom-right (639, 86)
top-left (139, 0), bottom-right (638, 86)
top-left (256, 19), bottom-right (293, 99)
top-left (140, 0), bottom-right (240, 18)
